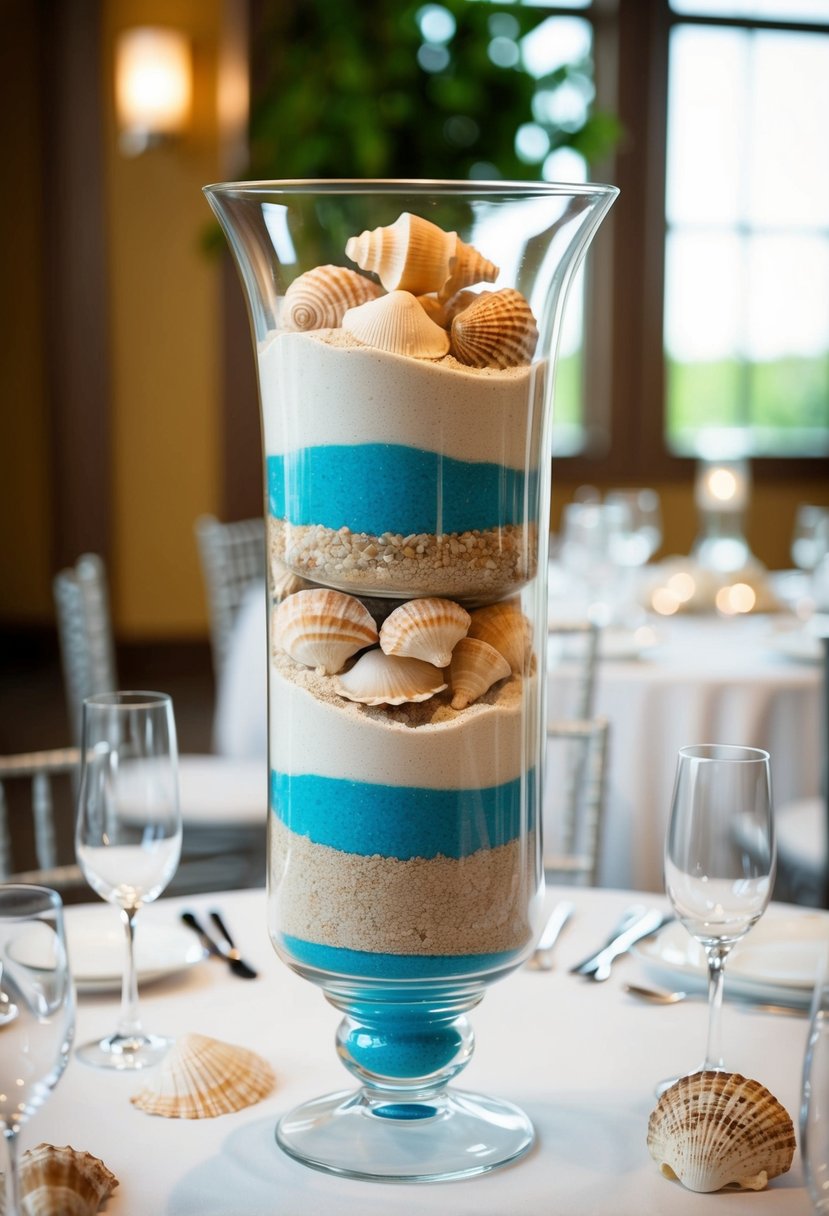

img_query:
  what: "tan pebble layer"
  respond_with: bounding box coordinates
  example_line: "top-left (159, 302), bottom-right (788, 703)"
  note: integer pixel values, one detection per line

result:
top-left (270, 818), bottom-right (536, 957)
top-left (268, 516), bottom-right (538, 600)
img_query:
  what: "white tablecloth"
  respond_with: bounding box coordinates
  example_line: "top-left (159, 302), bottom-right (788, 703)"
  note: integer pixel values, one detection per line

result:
top-left (23, 886), bottom-right (816, 1215)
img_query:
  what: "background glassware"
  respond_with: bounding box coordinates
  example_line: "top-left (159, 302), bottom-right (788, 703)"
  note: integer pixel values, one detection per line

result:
top-left (605, 488), bottom-right (662, 567)
top-left (75, 690), bottom-right (182, 1070)
top-left (0, 885), bottom-right (74, 1216)
top-left (801, 946), bottom-right (829, 1214)
top-left (792, 505), bottom-right (829, 574)
top-left (664, 744), bottom-right (775, 1074)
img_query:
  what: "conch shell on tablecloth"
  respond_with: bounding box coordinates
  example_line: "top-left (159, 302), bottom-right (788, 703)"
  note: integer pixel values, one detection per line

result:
top-left (282, 265), bottom-right (383, 331)
top-left (467, 600), bottom-right (531, 674)
top-left (130, 1033), bottom-right (275, 1119)
top-left (335, 649), bottom-right (447, 706)
top-left (345, 212), bottom-right (498, 299)
top-left (273, 588), bottom-right (379, 675)
top-left (450, 288), bottom-right (538, 368)
top-left (449, 636), bottom-right (511, 710)
top-left (342, 290), bottom-right (449, 358)
top-left (647, 1071), bottom-right (795, 1193)
top-left (379, 597), bottom-right (470, 668)
top-left (4, 1143), bottom-right (118, 1215)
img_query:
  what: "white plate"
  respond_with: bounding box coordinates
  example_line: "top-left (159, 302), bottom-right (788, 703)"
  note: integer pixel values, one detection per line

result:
top-left (64, 907), bottom-right (205, 993)
top-left (635, 909), bottom-right (829, 1007)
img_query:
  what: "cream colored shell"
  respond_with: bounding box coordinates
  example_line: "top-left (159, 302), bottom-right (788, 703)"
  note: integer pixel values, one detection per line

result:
top-left (282, 265), bottom-right (383, 331)
top-left (273, 588), bottom-right (379, 675)
top-left (467, 600), bottom-right (531, 674)
top-left (342, 290), bottom-right (450, 358)
top-left (449, 637), bottom-right (511, 710)
top-left (335, 649), bottom-right (447, 706)
top-left (450, 288), bottom-right (539, 368)
top-left (16, 1143), bottom-right (118, 1216)
top-left (440, 245), bottom-right (499, 302)
top-left (379, 597), bottom-right (471, 667)
top-left (345, 211), bottom-right (498, 298)
top-left (130, 1033), bottom-right (275, 1119)
top-left (647, 1070), bottom-right (796, 1193)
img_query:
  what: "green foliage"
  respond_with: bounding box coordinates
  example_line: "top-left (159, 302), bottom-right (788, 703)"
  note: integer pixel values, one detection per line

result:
top-left (247, 0), bottom-right (620, 181)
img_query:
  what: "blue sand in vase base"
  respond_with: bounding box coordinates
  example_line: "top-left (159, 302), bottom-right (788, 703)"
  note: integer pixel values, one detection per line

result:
top-left (280, 934), bottom-right (521, 979)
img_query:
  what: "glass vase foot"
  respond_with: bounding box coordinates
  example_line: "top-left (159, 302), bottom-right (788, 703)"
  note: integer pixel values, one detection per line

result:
top-left (276, 1086), bottom-right (534, 1181)
top-left (76, 1030), bottom-right (172, 1071)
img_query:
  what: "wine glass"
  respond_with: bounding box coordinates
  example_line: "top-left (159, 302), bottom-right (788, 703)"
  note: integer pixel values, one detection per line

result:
top-left (664, 744), bottom-right (775, 1076)
top-left (75, 690), bottom-right (182, 1070)
top-left (605, 488), bottom-right (662, 567)
top-left (791, 505), bottom-right (829, 574)
top-left (0, 885), bottom-right (74, 1216)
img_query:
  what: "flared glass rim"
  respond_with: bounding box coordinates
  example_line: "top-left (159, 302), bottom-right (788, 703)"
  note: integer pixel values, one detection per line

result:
top-left (82, 690), bottom-right (172, 710)
top-left (202, 177), bottom-right (619, 200)
top-left (678, 743), bottom-right (770, 764)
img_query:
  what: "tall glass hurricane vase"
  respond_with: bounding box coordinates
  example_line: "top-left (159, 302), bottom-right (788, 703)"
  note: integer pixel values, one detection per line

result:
top-left (205, 180), bottom-right (617, 1181)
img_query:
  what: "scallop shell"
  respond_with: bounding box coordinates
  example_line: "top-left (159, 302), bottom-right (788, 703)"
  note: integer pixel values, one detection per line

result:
top-left (379, 597), bottom-right (471, 667)
top-left (130, 1033), bottom-right (275, 1119)
top-left (450, 288), bottom-right (539, 368)
top-left (443, 288), bottom-right (484, 325)
top-left (345, 212), bottom-right (457, 295)
top-left (449, 637), bottom-right (511, 710)
top-left (647, 1071), bottom-right (796, 1193)
top-left (16, 1143), bottom-right (118, 1216)
top-left (439, 245), bottom-right (500, 302)
top-left (273, 588), bottom-right (378, 674)
top-left (282, 265), bottom-right (383, 332)
top-left (335, 649), bottom-right (447, 706)
top-left (467, 601), bottom-right (530, 673)
top-left (342, 290), bottom-right (450, 358)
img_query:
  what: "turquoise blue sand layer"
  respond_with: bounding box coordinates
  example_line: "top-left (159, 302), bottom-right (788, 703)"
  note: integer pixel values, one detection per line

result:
top-left (270, 770), bottom-right (536, 860)
top-left (280, 934), bottom-right (520, 978)
top-left (267, 444), bottom-right (538, 535)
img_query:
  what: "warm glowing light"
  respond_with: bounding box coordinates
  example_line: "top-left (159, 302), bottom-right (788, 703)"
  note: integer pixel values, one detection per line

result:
top-left (652, 587), bottom-right (680, 615)
top-left (667, 572), bottom-right (696, 603)
top-left (715, 582), bottom-right (757, 615)
top-left (715, 586), bottom-right (736, 614)
top-left (707, 468), bottom-right (738, 502)
top-left (116, 28), bottom-right (191, 154)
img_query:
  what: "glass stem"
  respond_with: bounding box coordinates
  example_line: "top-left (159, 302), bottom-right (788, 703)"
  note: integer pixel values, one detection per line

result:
top-left (3, 1127), bottom-right (21, 1216)
top-left (703, 944), bottom-right (729, 1071)
top-left (118, 906), bottom-right (142, 1040)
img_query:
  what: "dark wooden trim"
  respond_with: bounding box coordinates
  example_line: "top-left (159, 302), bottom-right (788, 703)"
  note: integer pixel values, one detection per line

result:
top-left (220, 254), bottom-right (262, 521)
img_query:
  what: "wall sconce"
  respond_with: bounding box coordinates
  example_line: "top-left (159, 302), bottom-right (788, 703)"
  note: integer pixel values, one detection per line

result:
top-left (115, 27), bottom-right (192, 156)
top-left (692, 456), bottom-right (753, 573)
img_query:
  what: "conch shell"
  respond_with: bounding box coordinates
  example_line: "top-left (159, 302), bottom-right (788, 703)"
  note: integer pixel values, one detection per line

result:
top-left (647, 1071), bottom-right (796, 1193)
top-left (450, 288), bottom-right (539, 368)
top-left (130, 1033), bottom-right (275, 1119)
top-left (467, 600), bottom-right (530, 674)
top-left (273, 588), bottom-right (378, 675)
top-left (282, 265), bottom-right (383, 331)
top-left (12, 1143), bottom-right (118, 1215)
top-left (449, 637), bottom-right (511, 710)
top-left (379, 597), bottom-right (470, 667)
top-left (345, 212), bottom-right (498, 298)
top-left (335, 649), bottom-right (447, 706)
top-left (343, 290), bottom-right (449, 358)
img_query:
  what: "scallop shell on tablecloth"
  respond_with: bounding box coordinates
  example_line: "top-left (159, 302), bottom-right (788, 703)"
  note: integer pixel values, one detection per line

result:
top-left (130, 1033), bottom-right (275, 1119)
top-left (9, 1143), bottom-right (118, 1216)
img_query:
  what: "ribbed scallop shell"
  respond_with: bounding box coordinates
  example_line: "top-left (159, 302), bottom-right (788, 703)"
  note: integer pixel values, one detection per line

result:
top-left (443, 288), bottom-right (483, 325)
top-left (439, 244), bottom-right (499, 302)
top-left (449, 637), bottom-right (511, 709)
top-left (342, 290), bottom-right (450, 358)
top-left (130, 1033), bottom-right (275, 1119)
top-left (450, 288), bottom-right (539, 368)
top-left (282, 265), bottom-right (383, 332)
top-left (273, 588), bottom-right (378, 675)
top-left (379, 597), bottom-right (471, 667)
top-left (345, 212), bottom-right (457, 295)
top-left (16, 1143), bottom-right (118, 1216)
top-left (647, 1071), bottom-right (796, 1193)
top-left (467, 601), bottom-right (530, 674)
top-left (335, 649), bottom-right (447, 706)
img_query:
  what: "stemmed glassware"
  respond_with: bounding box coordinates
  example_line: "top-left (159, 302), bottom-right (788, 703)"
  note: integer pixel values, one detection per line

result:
top-left (0, 885), bottom-right (75, 1216)
top-left (664, 744), bottom-right (775, 1075)
top-left (75, 691), bottom-right (182, 1070)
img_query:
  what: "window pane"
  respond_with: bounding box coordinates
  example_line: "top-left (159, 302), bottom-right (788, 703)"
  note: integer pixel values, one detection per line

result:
top-left (670, 0), bottom-right (829, 20)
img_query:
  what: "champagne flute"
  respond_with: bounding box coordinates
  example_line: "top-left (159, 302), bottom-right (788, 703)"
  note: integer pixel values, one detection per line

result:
top-left (664, 744), bottom-right (775, 1075)
top-left (0, 885), bottom-right (75, 1216)
top-left (75, 691), bottom-right (182, 1070)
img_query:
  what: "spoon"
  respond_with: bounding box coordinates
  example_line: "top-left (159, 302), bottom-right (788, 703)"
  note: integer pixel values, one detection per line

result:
top-left (624, 982), bottom-right (806, 1016)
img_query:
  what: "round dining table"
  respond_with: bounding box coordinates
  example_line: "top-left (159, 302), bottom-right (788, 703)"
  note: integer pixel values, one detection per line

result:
top-left (24, 884), bottom-right (818, 1214)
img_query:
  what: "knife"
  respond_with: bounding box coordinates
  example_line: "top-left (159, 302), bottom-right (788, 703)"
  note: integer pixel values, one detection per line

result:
top-left (181, 911), bottom-right (258, 980)
top-left (568, 904), bottom-right (647, 975)
top-left (572, 907), bottom-right (673, 982)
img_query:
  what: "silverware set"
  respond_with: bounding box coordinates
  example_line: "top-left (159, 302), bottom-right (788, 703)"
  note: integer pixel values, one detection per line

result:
top-left (181, 910), bottom-right (259, 980)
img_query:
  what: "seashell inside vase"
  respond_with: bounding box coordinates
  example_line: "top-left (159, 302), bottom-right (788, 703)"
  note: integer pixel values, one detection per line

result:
top-left (449, 636), bottom-right (511, 710)
top-left (345, 211), bottom-right (457, 295)
top-left (379, 597), bottom-right (471, 668)
top-left (467, 600), bottom-right (531, 674)
top-left (13, 1142), bottom-right (118, 1216)
top-left (450, 288), bottom-right (539, 368)
top-left (335, 648), bottom-right (447, 706)
top-left (282, 264), bottom-right (383, 332)
top-left (273, 588), bottom-right (379, 675)
top-left (130, 1033), bottom-right (275, 1119)
top-left (342, 290), bottom-right (450, 359)
top-left (439, 244), bottom-right (500, 303)
top-left (647, 1070), bottom-right (796, 1193)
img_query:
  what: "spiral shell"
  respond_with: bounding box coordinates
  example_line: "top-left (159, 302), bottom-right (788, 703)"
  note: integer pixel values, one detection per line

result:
top-left (282, 265), bottom-right (383, 332)
top-left (335, 649), bottom-right (447, 706)
top-left (467, 600), bottom-right (530, 674)
top-left (130, 1033), bottom-right (275, 1119)
top-left (273, 588), bottom-right (379, 674)
top-left (440, 245), bottom-right (500, 302)
top-left (450, 288), bottom-right (539, 368)
top-left (342, 290), bottom-right (450, 358)
top-left (647, 1071), bottom-right (795, 1193)
top-left (16, 1143), bottom-right (118, 1215)
top-left (379, 597), bottom-right (471, 667)
top-left (449, 637), bottom-right (511, 709)
top-left (345, 212), bottom-right (457, 295)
